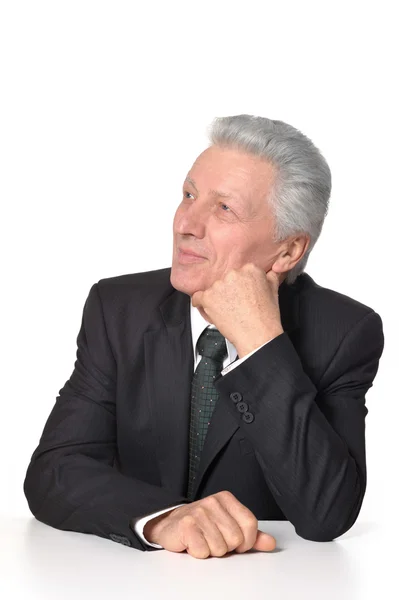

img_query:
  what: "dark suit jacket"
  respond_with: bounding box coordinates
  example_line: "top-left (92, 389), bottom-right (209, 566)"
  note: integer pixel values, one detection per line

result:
top-left (24, 267), bottom-right (384, 551)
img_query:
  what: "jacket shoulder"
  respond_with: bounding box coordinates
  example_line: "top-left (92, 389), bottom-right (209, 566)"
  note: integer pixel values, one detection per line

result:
top-left (97, 266), bottom-right (172, 290)
top-left (294, 272), bottom-right (383, 349)
top-left (292, 273), bottom-right (384, 387)
top-left (95, 266), bottom-right (174, 311)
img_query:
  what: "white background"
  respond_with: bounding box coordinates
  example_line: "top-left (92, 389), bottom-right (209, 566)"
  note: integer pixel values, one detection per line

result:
top-left (0, 0), bottom-right (397, 543)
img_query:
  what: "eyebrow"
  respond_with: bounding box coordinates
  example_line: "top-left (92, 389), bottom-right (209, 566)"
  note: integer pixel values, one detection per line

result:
top-left (184, 176), bottom-right (245, 205)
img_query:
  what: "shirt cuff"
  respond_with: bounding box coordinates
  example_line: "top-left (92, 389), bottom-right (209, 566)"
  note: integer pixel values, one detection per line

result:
top-left (133, 504), bottom-right (188, 548)
top-left (221, 339), bottom-right (273, 376)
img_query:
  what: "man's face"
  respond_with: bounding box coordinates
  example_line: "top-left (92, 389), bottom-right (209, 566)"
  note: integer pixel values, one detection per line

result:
top-left (171, 144), bottom-right (283, 297)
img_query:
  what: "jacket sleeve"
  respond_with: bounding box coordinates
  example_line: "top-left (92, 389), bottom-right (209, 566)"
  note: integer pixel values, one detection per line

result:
top-left (215, 310), bottom-right (384, 542)
top-left (23, 282), bottom-right (191, 551)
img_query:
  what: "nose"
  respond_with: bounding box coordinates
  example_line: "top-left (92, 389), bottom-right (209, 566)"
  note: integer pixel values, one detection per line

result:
top-left (174, 201), bottom-right (208, 238)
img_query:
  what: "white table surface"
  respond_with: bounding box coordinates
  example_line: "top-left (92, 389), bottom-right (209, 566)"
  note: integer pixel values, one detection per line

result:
top-left (0, 516), bottom-right (396, 600)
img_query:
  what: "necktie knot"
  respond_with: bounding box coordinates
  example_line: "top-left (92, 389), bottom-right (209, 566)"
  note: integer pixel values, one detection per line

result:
top-left (197, 328), bottom-right (227, 363)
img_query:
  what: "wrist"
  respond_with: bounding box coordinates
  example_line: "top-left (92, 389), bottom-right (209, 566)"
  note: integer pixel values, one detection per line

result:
top-left (143, 509), bottom-right (173, 544)
top-left (236, 327), bottom-right (284, 358)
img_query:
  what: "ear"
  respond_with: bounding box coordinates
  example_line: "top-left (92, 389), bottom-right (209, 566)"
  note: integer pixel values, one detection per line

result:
top-left (273, 235), bottom-right (310, 275)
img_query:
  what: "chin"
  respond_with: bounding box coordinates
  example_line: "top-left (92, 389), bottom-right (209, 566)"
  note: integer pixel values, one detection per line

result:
top-left (170, 270), bottom-right (192, 295)
top-left (170, 268), bottom-right (201, 296)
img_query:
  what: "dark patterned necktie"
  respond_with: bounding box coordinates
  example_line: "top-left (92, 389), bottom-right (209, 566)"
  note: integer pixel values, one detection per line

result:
top-left (187, 328), bottom-right (228, 501)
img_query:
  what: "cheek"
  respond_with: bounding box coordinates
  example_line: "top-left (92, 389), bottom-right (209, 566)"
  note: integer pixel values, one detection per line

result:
top-left (211, 240), bottom-right (244, 271)
top-left (215, 228), bottom-right (241, 249)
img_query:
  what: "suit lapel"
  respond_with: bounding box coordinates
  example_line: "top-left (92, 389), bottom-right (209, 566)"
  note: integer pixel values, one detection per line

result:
top-left (145, 274), bottom-right (300, 499)
top-left (144, 289), bottom-right (193, 497)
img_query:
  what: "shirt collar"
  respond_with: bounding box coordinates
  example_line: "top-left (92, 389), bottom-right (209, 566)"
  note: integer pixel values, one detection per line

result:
top-left (190, 301), bottom-right (238, 363)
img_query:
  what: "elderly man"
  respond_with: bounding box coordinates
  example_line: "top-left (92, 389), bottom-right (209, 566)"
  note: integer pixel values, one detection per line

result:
top-left (24, 115), bottom-right (384, 559)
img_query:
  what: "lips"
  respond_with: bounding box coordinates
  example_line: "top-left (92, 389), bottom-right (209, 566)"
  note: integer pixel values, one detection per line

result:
top-left (178, 248), bottom-right (205, 259)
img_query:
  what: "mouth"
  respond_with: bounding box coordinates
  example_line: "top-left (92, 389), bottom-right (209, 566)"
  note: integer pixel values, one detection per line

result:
top-left (177, 249), bottom-right (206, 264)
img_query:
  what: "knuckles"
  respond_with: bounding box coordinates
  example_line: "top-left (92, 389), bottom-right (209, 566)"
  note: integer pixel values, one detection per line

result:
top-left (192, 505), bottom-right (207, 519)
top-left (203, 494), bottom-right (221, 508)
top-left (177, 491), bottom-right (258, 557)
top-left (179, 514), bottom-right (196, 528)
top-left (215, 490), bottom-right (234, 500)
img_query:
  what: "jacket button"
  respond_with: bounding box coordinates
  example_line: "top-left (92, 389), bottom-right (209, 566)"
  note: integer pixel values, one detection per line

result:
top-left (242, 412), bottom-right (254, 424)
top-left (109, 533), bottom-right (131, 546)
top-left (236, 401), bottom-right (248, 413)
top-left (230, 392), bottom-right (242, 404)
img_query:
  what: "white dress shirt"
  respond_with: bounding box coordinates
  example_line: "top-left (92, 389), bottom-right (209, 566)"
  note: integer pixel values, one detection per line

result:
top-left (133, 301), bottom-right (273, 548)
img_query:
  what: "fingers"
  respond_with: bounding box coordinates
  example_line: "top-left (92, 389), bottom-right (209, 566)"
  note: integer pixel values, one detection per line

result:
top-left (183, 524), bottom-right (211, 560)
top-left (181, 503), bottom-right (239, 558)
top-left (195, 499), bottom-right (244, 556)
top-left (183, 492), bottom-right (275, 558)
top-left (216, 490), bottom-right (260, 553)
top-left (166, 492), bottom-right (277, 559)
top-left (216, 491), bottom-right (276, 553)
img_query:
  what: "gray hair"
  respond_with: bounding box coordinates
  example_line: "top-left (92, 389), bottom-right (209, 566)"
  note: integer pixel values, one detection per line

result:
top-left (207, 114), bottom-right (331, 285)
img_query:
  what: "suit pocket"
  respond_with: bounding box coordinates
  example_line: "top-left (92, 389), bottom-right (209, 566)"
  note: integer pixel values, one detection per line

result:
top-left (239, 437), bottom-right (255, 456)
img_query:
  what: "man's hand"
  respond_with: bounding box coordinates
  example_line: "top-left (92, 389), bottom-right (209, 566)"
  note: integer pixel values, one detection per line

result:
top-left (143, 491), bottom-right (276, 559)
top-left (191, 263), bottom-right (284, 358)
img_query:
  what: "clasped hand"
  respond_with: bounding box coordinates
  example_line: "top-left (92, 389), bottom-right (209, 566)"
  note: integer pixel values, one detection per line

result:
top-left (143, 490), bottom-right (276, 559)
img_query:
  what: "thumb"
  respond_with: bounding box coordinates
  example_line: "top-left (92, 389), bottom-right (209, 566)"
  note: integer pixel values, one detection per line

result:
top-left (251, 530), bottom-right (276, 552)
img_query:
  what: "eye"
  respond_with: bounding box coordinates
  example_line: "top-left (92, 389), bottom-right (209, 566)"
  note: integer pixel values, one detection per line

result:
top-left (182, 193), bottom-right (233, 214)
